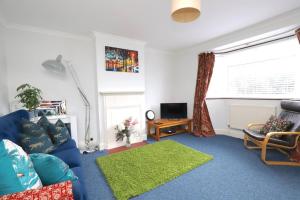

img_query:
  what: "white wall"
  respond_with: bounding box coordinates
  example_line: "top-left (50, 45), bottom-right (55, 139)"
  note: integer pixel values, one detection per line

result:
top-left (208, 99), bottom-right (282, 138)
top-left (0, 23), bottom-right (9, 116)
top-left (94, 32), bottom-right (146, 92)
top-left (173, 8), bottom-right (300, 137)
top-left (4, 27), bottom-right (99, 148)
top-left (145, 48), bottom-right (176, 117)
top-left (2, 27), bottom-right (177, 150)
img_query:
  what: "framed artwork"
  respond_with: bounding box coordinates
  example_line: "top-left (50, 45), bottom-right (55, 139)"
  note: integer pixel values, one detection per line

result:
top-left (105, 46), bottom-right (139, 73)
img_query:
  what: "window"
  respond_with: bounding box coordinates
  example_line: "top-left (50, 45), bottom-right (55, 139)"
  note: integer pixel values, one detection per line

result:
top-left (207, 37), bottom-right (300, 99)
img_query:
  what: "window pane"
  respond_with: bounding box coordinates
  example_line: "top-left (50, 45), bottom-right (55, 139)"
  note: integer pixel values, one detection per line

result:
top-left (207, 37), bottom-right (300, 98)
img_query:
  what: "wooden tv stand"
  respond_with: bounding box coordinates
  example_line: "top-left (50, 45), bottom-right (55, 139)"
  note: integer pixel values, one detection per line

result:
top-left (147, 119), bottom-right (192, 141)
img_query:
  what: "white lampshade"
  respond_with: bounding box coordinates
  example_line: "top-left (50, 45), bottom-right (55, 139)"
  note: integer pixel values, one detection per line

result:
top-left (171, 0), bottom-right (201, 23)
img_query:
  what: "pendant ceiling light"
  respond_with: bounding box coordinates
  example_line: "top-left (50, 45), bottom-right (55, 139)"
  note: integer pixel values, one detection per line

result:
top-left (171, 0), bottom-right (201, 23)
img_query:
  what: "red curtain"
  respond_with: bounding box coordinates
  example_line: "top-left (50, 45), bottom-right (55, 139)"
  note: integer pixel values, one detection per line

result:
top-left (296, 28), bottom-right (300, 44)
top-left (193, 53), bottom-right (215, 137)
top-left (290, 28), bottom-right (300, 162)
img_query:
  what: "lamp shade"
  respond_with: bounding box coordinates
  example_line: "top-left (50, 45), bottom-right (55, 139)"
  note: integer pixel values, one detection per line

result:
top-left (171, 0), bottom-right (201, 23)
top-left (42, 55), bottom-right (66, 74)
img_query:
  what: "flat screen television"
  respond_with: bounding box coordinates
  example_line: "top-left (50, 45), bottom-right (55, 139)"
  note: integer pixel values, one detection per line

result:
top-left (160, 103), bottom-right (187, 119)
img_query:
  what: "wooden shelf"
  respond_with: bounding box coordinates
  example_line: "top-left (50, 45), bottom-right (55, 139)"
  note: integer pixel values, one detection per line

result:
top-left (147, 119), bottom-right (192, 141)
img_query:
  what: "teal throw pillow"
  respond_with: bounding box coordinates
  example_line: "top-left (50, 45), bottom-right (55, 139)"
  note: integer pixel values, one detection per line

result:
top-left (20, 119), bottom-right (55, 153)
top-left (0, 139), bottom-right (43, 195)
top-left (30, 153), bottom-right (78, 186)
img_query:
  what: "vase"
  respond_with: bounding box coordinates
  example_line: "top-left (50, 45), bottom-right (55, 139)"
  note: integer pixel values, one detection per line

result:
top-left (125, 136), bottom-right (131, 148)
top-left (29, 110), bottom-right (38, 119)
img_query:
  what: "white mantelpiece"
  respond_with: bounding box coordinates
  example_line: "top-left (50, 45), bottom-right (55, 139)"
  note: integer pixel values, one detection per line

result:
top-left (100, 91), bottom-right (146, 149)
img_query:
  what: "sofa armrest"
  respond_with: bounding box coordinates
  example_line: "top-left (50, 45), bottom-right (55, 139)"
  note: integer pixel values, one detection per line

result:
top-left (0, 181), bottom-right (74, 200)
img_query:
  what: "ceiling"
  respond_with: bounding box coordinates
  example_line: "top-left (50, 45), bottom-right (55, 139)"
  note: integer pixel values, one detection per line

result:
top-left (0, 0), bottom-right (299, 51)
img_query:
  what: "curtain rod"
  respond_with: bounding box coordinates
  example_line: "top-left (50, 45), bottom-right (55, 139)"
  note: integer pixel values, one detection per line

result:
top-left (213, 34), bottom-right (295, 55)
top-left (211, 27), bottom-right (298, 55)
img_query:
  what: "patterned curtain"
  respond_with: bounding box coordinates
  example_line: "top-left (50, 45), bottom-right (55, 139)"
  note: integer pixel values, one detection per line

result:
top-left (193, 52), bottom-right (215, 137)
top-left (296, 28), bottom-right (300, 44)
top-left (290, 28), bottom-right (300, 162)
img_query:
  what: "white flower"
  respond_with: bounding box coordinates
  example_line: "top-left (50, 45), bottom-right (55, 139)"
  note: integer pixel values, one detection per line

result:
top-left (118, 123), bottom-right (125, 130)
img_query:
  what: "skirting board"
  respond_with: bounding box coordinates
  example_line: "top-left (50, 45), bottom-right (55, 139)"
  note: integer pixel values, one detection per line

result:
top-left (97, 129), bottom-right (243, 150)
top-left (214, 129), bottom-right (244, 139)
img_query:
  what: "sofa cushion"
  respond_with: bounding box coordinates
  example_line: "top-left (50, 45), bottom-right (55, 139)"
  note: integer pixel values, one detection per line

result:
top-left (52, 148), bottom-right (82, 168)
top-left (0, 139), bottom-right (42, 195)
top-left (51, 139), bottom-right (77, 153)
top-left (30, 153), bottom-right (78, 186)
top-left (20, 119), bottom-right (55, 153)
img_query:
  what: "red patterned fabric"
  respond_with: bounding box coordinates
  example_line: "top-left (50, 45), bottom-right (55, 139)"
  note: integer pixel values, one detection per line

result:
top-left (296, 28), bottom-right (300, 44)
top-left (193, 52), bottom-right (215, 137)
top-left (0, 181), bottom-right (73, 200)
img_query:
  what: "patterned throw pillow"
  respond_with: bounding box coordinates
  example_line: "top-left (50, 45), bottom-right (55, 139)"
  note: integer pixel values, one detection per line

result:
top-left (37, 117), bottom-right (70, 146)
top-left (53, 119), bottom-right (71, 145)
top-left (260, 115), bottom-right (293, 138)
top-left (20, 119), bottom-right (55, 153)
top-left (37, 116), bottom-right (57, 143)
top-left (30, 153), bottom-right (78, 186)
top-left (0, 180), bottom-right (73, 200)
top-left (0, 139), bottom-right (43, 195)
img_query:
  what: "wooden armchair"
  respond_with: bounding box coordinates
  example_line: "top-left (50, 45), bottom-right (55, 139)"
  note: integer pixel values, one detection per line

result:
top-left (243, 100), bottom-right (300, 166)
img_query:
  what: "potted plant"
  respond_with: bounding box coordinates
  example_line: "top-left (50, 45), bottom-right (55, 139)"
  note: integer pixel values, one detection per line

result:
top-left (15, 84), bottom-right (42, 118)
top-left (115, 117), bottom-right (138, 147)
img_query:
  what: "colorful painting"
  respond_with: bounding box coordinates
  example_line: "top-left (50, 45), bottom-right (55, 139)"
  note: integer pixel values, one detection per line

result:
top-left (105, 46), bottom-right (139, 73)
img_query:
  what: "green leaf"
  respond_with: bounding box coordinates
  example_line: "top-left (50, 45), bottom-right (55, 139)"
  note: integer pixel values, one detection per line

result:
top-left (15, 84), bottom-right (43, 111)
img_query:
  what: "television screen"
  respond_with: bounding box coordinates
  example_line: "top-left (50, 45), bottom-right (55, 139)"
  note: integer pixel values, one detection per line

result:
top-left (160, 103), bottom-right (187, 119)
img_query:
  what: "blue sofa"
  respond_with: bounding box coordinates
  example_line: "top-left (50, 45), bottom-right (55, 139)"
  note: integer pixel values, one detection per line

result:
top-left (0, 110), bottom-right (87, 200)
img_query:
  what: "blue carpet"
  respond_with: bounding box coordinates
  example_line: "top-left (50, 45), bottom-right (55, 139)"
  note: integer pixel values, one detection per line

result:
top-left (80, 134), bottom-right (300, 200)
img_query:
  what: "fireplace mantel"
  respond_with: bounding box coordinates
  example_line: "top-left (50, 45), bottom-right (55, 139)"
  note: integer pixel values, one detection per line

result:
top-left (99, 90), bottom-right (145, 95)
top-left (98, 91), bottom-right (146, 149)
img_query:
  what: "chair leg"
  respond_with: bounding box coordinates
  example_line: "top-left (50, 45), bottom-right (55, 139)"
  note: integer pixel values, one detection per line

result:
top-left (243, 134), bottom-right (248, 146)
top-left (244, 135), bottom-right (261, 149)
top-left (261, 144), bottom-right (300, 166)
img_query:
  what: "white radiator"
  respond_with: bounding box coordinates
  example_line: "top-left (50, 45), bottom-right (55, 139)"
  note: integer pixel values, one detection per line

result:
top-left (229, 104), bottom-right (277, 130)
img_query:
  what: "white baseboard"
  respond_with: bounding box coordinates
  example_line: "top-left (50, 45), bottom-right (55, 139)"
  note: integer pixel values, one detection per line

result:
top-left (215, 128), bottom-right (244, 139)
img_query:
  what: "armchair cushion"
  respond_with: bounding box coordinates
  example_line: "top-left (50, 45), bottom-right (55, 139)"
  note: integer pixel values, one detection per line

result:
top-left (259, 115), bottom-right (293, 138)
top-left (243, 129), bottom-right (295, 147)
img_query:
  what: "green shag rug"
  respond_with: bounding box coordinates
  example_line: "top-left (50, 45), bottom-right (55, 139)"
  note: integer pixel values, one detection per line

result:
top-left (96, 140), bottom-right (213, 200)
